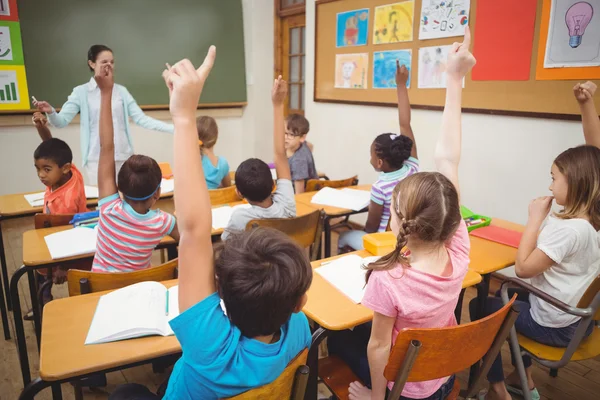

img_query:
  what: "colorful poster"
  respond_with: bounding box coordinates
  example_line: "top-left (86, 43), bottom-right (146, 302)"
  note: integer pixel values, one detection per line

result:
top-left (418, 45), bottom-right (449, 88)
top-left (472, 0), bottom-right (537, 81)
top-left (0, 21), bottom-right (23, 64)
top-left (335, 53), bottom-right (369, 89)
top-left (0, 65), bottom-right (29, 110)
top-left (373, 1), bottom-right (415, 44)
top-left (0, 0), bottom-right (18, 22)
top-left (373, 50), bottom-right (412, 89)
top-left (336, 8), bottom-right (370, 47)
top-left (418, 0), bottom-right (470, 40)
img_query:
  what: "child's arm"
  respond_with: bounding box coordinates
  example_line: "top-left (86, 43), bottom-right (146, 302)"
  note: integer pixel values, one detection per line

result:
top-left (272, 76), bottom-right (291, 181)
top-left (220, 173), bottom-right (232, 188)
top-left (166, 49), bottom-right (217, 313)
top-left (96, 66), bottom-right (118, 199)
top-left (365, 202), bottom-right (384, 233)
top-left (365, 312), bottom-right (396, 399)
top-left (294, 180), bottom-right (306, 194)
top-left (433, 27), bottom-right (475, 198)
top-left (574, 81), bottom-right (600, 148)
top-left (395, 61), bottom-right (417, 159)
top-left (32, 112), bottom-right (52, 141)
top-left (515, 196), bottom-right (555, 278)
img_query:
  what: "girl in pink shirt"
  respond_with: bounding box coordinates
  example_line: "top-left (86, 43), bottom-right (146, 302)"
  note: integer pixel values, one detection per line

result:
top-left (328, 29), bottom-right (476, 400)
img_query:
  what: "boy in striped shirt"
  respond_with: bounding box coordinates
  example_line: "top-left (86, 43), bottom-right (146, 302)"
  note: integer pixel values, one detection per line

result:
top-left (91, 64), bottom-right (179, 273)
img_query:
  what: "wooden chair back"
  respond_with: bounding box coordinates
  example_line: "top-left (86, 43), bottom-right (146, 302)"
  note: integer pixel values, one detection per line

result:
top-left (246, 210), bottom-right (325, 261)
top-left (66, 259), bottom-right (178, 297)
top-left (34, 213), bottom-right (75, 229)
top-left (576, 275), bottom-right (600, 320)
top-left (383, 296), bottom-right (518, 400)
top-left (209, 185), bottom-right (241, 206)
top-left (226, 349), bottom-right (309, 400)
top-left (305, 176), bottom-right (358, 192)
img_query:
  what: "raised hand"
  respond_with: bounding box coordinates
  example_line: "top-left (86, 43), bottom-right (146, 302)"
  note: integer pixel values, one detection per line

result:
top-left (271, 75), bottom-right (288, 106)
top-left (32, 112), bottom-right (47, 127)
top-left (573, 81), bottom-right (597, 103)
top-left (162, 63), bottom-right (173, 97)
top-left (94, 64), bottom-right (114, 92)
top-left (446, 25), bottom-right (476, 79)
top-left (395, 61), bottom-right (409, 87)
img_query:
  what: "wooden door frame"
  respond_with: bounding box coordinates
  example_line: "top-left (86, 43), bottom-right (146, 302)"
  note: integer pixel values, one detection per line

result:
top-left (274, 1), bottom-right (306, 78)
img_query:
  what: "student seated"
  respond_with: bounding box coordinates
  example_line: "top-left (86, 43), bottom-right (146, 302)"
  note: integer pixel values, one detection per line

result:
top-left (109, 48), bottom-right (313, 400)
top-left (285, 113), bottom-right (317, 193)
top-left (221, 79), bottom-right (296, 240)
top-left (470, 81), bottom-right (600, 400)
top-left (91, 64), bottom-right (179, 273)
top-left (197, 116), bottom-right (231, 189)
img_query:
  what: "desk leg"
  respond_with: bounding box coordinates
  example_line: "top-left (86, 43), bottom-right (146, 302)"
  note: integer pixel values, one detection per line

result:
top-left (324, 217), bottom-right (332, 259)
top-left (167, 245), bottom-right (178, 261)
top-left (468, 274), bottom-right (491, 387)
top-left (0, 218), bottom-right (12, 311)
top-left (19, 377), bottom-right (51, 400)
top-left (0, 271), bottom-right (9, 340)
top-left (305, 326), bottom-right (329, 400)
top-left (27, 270), bottom-right (42, 350)
top-left (51, 383), bottom-right (62, 400)
top-left (11, 265), bottom-right (32, 387)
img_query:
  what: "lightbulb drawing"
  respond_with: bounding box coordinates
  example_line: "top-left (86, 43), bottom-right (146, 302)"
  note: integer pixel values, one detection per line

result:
top-left (565, 2), bottom-right (594, 48)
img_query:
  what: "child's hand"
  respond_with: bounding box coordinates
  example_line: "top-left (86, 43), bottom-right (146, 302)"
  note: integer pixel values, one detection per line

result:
top-left (573, 81), bottom-right (597, 103)
top-left (165, 46), bottom-right (216, 122)
top-left (271, 75), bottom-right (288, 106)
top-left (395, 61), bottom-right (409, 87)
top-left (528, 196), bottom-right (553, 225)
top-left (162, 63), bottom-right (173, 97)
top-left (32, 112), bottom-right (47, 127)
top-left (94, 64), bottom-right (114, 92)
top-left (446, 25), bottom-right (476, 80)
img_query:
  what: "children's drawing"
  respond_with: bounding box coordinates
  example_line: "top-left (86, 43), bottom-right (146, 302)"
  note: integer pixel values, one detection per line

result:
top-left (545, 0), bottom-right (600, 68)
top-left (418, 0), bottom-right (470, 40)
top-left (336, 8), bottom-right (370, 48)
top-left (418, 45), bottom-right (464, 88)
top-left (0, 26), bottom-right (12, 60)
top-left (373, 50), bottom-right (411, 89)
top-left (373, 1), bottom-right (415, 44)
top-left (335, 53), bottom-right (369, 89)
top-left (0, 0), bottom-right (10, 17)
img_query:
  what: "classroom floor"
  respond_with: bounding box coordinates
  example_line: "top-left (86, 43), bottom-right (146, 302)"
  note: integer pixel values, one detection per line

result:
top-left (1, 218), bottom-right (599, 399)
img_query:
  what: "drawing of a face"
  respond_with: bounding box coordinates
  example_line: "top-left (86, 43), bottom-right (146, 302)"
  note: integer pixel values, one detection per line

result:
top-left (342, 61), bottom-right (356, 80)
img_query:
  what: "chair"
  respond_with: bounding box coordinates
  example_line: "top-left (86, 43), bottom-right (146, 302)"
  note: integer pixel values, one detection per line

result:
top-left (210, 185), bottom-right (241, 206)
top-left (501, 276), bottom-right (600, 400)
top-left (246, 210), bottom-right (325, 261)
top-left (319, 295), bottom-right (518, 400)
top-left (305, 175), bottom-right (358, 192)
top-left (226, 349), bottom-right (309, 400)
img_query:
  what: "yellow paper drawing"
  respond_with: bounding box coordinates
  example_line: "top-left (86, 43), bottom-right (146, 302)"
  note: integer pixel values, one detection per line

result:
top-left (373, 1), bottom-right (415, 44)
top-left (335, 53), bottom-right (369, 89)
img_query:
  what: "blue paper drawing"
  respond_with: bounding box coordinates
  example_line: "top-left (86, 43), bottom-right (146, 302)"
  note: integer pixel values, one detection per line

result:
top-left (336, 8), bottom-right (370, 47)
top-left (373, 50), bottom-right (412, 89)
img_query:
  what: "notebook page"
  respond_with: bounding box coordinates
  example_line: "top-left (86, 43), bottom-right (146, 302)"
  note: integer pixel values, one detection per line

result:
top-left (161, 179), bottom-right (175, 194)
top-left (211, 206), bottom-right (233, 229)
top-left (44, 227), bottom-right (98, 259)
top-left (84, 186), bottom-right (99, 199)
top-left (24, 192), bottom-right (45, 207)
top-left (315, 255), bottom-right (379, 303)
top-left (311, 187), bottom-right (370, 211)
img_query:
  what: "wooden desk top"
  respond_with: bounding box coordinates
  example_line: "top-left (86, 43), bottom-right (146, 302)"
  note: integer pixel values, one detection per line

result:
top-left (295, 185), bottom-right (372, 217)
top-left (40, 280), bottom-right (181, 381)
top-left (468, 218), bottom-right (524, 275)
top-left (22, 226), bottom-right (176, 267)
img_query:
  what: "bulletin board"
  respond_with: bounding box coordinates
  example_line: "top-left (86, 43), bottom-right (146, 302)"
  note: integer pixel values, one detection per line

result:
top-left (314, 0), bottom-right (600, 120)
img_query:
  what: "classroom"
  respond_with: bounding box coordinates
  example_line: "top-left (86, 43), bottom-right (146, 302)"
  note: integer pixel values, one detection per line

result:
top-left (0, 0), bottom-right (599, 399)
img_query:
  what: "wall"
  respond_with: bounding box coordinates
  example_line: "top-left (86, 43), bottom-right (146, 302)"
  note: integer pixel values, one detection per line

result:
top-left (304, 0), bottom-right (584, 225)
top-left (0, 0), bottom-right (275, 196)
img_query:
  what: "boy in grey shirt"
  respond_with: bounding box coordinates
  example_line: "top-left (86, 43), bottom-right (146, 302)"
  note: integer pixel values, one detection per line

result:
top-left (223, 78), bottom-right (296, 240)
top-left (285, 114), bottom-right (317, 193)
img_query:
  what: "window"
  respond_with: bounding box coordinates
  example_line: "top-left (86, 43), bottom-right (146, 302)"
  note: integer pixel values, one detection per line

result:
top-left (288, 25), bottom-right (305, 113)
top-left (281, 0), bottom-right (305, 9)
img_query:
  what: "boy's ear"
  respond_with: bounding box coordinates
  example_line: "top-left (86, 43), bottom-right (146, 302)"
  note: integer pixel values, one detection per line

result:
top-left (61, 162), bottom-right (72, 175)
top-left (299, 134), bottom-right (307, 143)
top-left (235, 188), bottom-right (243, 200)
top-left (293, 293), bottom-right (308, 313)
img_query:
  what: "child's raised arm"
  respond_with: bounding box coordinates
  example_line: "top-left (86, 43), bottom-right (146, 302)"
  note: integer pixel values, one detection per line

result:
top-left (32, 112), bottom-right (52, 142)
top-left (395, 61), bottom-right (417, 159)
top-left (96, 66), bottom-right (118, 199)
top-left (434, 26), bottom-right (475, 199)
top-left (272, 76), bottom-right (291, 181)
top-left (574, 81), bottom-right (600, 149)
top-left (165, 48), bottom-right (216, 313)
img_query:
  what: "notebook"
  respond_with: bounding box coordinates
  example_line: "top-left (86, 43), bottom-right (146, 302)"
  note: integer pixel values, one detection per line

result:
top-left (23, 185), bottom-right (100, 207)
top-left (470, 225), bottom-right (523, 248)
top-left (44, 226), bottom-right (98, 259)
top-left (315, 255), bottom-right (380, 303)
top-left (160, 178), bottom-right (175, 194)
top-left (311, 187), bottom-right (371, 211)
top-left (211, 204), bottom-right (252, 229)
top-left (85, 282), bottom-right (180, 345)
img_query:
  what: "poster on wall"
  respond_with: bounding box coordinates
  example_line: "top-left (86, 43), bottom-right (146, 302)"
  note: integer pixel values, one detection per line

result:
top-left (373, 50), bottom-right (412, 89)
top-left (544, 0), bottom-right (600, 68)
top-left (0, 66), bottom-right (29, 110)
top-left (373, 1), bottom-right (415, 44)
top-left (0, 21), bottom-right (23, 64)
top-left (335, 53), bottom-right (369, 89)
top-left (418, 45), bottom-right (464, 88)
top-left (0, 0), bottom-right (18, 22)
top-left (336, 8), bottom-right (370, 47)
top-left (418, 0), bottom-right (470, 40)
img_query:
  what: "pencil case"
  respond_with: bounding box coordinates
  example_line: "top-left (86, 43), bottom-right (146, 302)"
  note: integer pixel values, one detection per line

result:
top-left (70, 210), bottom-right (100, 226)
top-left (460, 205), bottom-right (492, 232)
top-left (363, 232), bottom-right (397, 256)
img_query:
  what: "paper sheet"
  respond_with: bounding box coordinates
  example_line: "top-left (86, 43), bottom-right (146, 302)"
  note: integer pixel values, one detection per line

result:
top-left (335, 53), bottom-right (369, 89)
top-left (160, 178), bottom-right (175, 194)
top-left (84, 186), bottom-right (99, 199)
top-left (418, 0), bottom-right (470, 40)
top-left (373, 1), bottom-right (415, 44)
top-left (316, 255), bottom-right (380, 303)
top-left (44, 226), bottom-right (97, 259)
top-left (211, 204), bottom-right (252, 230)
top-left (336, 8), bottom-right (370, 48)
top-left (373, 50), bottom-right (412, 89)
top-left (23, 192), bottom-right (45, 207)
top-left (418, 45), bottom-right (464, 88)
top-left (311, 187), bottom-right (370, 211)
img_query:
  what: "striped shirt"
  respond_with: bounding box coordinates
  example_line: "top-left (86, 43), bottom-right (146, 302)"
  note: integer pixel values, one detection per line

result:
top-left (371, 157), bottom-right (419, 232)
top-left (92, 193), bottom-right (175, 273)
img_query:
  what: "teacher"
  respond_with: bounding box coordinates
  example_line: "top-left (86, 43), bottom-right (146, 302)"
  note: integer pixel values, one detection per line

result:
top-left (35, 44), bottom-right (174, 184)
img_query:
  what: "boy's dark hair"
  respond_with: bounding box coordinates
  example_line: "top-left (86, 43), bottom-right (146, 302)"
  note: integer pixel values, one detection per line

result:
top-left (117, 155), bottom-right (162, 200)
top-left (373, 133), bottom-right (413, 170)
top-left (285, 114), bottom-right (310, 137)
top-left (33, 138), bottom-right (73, 167)
top-left (87, 44), bottom-right (113, 72)
top-left (196, 116), bottom-right (219, 148)
top-left (215, 227), bottom-right (313, 337)
top-left (234, 158), bottom-right (274, 202)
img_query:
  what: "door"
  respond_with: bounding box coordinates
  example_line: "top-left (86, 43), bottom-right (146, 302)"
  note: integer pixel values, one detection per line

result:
top-left (280, 14), bottom-right (306, 116)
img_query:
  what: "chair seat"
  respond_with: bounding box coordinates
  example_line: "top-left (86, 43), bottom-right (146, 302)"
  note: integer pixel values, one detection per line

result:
top-left (519, 326), bottom-right (600, 361)
top-left (318, 355), bottom-right (362, 399)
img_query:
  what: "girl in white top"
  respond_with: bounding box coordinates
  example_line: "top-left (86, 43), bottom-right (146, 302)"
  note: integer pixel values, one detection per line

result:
top-left (475, 81), bottom-right (600, 400)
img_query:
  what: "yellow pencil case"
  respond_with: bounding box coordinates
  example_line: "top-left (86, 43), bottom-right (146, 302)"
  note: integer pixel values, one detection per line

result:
top-left (363, 232), bottom-right (397, 256)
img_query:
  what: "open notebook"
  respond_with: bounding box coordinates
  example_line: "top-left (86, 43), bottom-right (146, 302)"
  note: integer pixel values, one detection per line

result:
top-left (211, 204), bottom-right (252, 229)
top-left (315, 255), bottom-right (380, 303)
top-left (44, 226), bottom-right (98, 259)
top-left (24, 186), bottom-right (99, 207)
top-left (311, 187), bottom-right (371, 211)
top-left (86, 282), bottom-right (180, 345)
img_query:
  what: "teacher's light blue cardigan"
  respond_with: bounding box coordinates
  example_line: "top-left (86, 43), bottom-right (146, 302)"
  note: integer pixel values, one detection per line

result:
top-left (47, 82), bottom-right (174, 166)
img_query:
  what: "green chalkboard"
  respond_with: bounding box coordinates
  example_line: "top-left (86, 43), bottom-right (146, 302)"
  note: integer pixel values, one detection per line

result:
top-left (18, 0), bottom-right (246, 108)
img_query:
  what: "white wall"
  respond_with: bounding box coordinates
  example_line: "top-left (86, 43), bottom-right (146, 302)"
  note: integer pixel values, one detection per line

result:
top-left (304, 0), bottom-right (584, 225)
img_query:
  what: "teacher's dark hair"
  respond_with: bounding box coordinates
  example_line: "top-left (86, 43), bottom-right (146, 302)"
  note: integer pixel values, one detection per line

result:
top-left (87, 45), bottom-right (113, 72)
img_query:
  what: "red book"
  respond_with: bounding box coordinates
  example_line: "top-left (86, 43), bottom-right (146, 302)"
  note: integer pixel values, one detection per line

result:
top-left (471, 226), bottom-right (523, 248)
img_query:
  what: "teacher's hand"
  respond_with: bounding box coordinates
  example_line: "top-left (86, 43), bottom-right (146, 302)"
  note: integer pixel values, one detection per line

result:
top-left (34, 100), bottom-right (53, 113)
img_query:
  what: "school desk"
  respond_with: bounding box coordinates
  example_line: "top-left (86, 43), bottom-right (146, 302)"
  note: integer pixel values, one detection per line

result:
top-left (13, 226), bottom-right (177, 388)
top-left (295, 185), bottom-right (372, 258)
